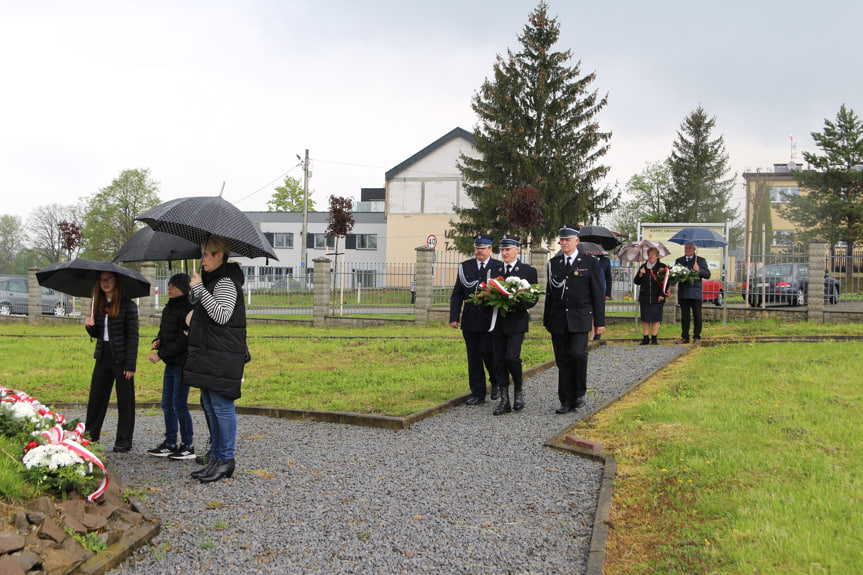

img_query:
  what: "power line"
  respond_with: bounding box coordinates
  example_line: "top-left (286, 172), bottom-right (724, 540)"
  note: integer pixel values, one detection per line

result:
top-left (232, 164), bottom-right (303, 205)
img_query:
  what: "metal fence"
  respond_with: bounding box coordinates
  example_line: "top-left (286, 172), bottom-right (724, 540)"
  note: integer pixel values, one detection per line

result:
top-left (329, 261), bottom-right (415, 315)
top-left (148, 244), bottom-right (863, 316)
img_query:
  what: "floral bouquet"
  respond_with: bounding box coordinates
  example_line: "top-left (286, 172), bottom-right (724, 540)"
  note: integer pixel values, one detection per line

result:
top-left (469, 276), bottom-right (542, 316)
top-left (667, 264), bottom-right (702, 285)
top-left (1, 387), bottom-right (108, 501)
top-left (654, 264), bottom-right (701, 292)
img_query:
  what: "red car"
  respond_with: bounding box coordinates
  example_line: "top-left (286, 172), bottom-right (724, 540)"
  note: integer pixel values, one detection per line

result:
top-left (702, 279), bottom-right (724, 306)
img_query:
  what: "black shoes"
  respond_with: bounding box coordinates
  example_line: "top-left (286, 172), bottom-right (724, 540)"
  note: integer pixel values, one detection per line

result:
top-left (466, 396), bottom-right (485, 406)
top-left (493, 389), bottom-right (511, 416)
top-left (513, 391), bottom-right (525, 412)
top-left (191, 459), bottom-right (216, 480)
top-left (639, 335), bottom-right (650, 345)
top-left (198, 459), bottom-right (235, 483)
top-left (557, 396), bottom-right (586, 413)
top-left (112, 445), bottom-right (131, 453)
top-left (651, 335), bottom-right (658, 345)
top-left (490, 386), bottom-right (500, 400)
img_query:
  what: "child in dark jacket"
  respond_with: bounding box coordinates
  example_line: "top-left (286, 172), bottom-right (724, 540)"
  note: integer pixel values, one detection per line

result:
top-left (146, 273), bottom-right (195, 459)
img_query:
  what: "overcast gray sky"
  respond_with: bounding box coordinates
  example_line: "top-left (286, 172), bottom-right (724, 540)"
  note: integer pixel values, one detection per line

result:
top-left (2, 0), bottom-right (860, 222)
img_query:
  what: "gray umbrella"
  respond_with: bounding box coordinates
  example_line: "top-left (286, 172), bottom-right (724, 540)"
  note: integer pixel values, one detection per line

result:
top-left (136, 196), bottom-right (278, 260)
top-left (36, 259), bottom-right (151, 299)
top-left (113, 226), bottom-right (202, 264)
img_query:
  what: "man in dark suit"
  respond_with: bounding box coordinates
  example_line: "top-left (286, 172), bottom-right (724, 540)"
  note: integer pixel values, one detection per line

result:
top-left (450, 234), bottom-right (504, 405)
top-left (675, 242), bottom-right (711, 344)
top-left (491, 235), bottom-right (539, 415)
top-left (543, 225), bottom-right (606, 414)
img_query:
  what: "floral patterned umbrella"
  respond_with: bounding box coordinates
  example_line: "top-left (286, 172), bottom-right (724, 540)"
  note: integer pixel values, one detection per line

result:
top-left (616, 240), bottom-right (671, 263)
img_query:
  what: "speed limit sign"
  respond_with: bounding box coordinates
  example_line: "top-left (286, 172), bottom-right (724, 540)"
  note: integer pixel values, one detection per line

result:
top-left (426, 234), bottom-right (437, 249)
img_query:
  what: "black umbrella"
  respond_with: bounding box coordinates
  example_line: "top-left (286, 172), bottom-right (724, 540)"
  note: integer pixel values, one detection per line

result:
top-left (577, 225), bottom-right (620, 250)
top-left (36, 259), bottom-right (151, 299)
top-left (136, 196), bottom-right (278, 260)
top-left (113, 226), bottom-right (202, 264)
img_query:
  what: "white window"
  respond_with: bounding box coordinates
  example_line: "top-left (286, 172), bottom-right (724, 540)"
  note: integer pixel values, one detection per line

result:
top-left (273, 233), bottom-right (293, 249)
top-left (313, 234), bottom-right (336, 249)
top-left (770, 186), bottom-right (799, 203)
top-left (356, 234), bottom-right (378, 250)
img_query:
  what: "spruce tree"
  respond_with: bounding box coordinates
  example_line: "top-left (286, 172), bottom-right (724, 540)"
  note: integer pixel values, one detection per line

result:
top-left (452, 2), bottom-right (615, 252)
top-left (665, 106), bottom-right (737, 224)
top-left (782, 104), bottom-right (863, 276)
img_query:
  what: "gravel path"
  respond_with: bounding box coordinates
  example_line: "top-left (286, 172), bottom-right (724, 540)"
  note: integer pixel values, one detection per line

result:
top-left (75, 343), bottom-right (683, 574)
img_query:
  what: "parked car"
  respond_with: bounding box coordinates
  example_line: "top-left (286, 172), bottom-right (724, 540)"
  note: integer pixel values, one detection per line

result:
top-left (702, 279), bottom-right (724, 306)
top-left (0, 278), bottom-right (70, 316)
top-left (743, 263), bottom-right (840, 307)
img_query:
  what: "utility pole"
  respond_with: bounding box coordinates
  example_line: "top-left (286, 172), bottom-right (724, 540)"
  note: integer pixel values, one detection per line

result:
top-left (300, 149), bottom-right (310, 285)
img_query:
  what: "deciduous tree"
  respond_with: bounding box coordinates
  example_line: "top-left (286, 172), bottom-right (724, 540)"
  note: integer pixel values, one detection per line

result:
top-left (0, 215), bottom-right (25, 273)
top-left (81, 168), bottom-right (161, 261)
top-left (267, 175), bottom-right (316, 212)
top-left (452, 2), bottom-right (615, 252)
top-left (26, 204), bottom-right (79, 266)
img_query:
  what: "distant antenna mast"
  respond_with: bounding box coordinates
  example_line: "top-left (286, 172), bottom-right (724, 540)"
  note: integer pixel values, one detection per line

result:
top-left (789, 134), bottom-right (797, 163)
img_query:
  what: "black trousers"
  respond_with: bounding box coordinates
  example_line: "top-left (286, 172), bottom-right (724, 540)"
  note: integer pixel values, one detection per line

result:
top-left (679, 298), bottom-right (703, 339)
top-left (462, 329), bottom-right (497, 398)
top-left (85, 343), bottom-right (136, 447)
top-left (551, 331), bottom-right (589, 407)
top-left (493, 331), bottom-right (525, 390)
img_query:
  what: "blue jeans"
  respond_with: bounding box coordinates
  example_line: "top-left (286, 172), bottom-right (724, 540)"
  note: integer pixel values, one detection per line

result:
top-left (200, 389), bottom-right (236, 462)
top-left (161, 364), bottom-right (193, 447)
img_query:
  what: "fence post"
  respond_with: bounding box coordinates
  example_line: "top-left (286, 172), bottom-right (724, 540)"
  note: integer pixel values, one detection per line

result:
top-left (140, 263), bottom-right (157, 326)
top-left (27, 267), bottom-right (42, 322)
top-left (414, 246), bottom-right (434, 324)
top-left (807, 238), bottom-right (828, 324)
top-left (312, 256), bottom-right (332, 328)
top-left (530, 247), bottom-right (549, 324)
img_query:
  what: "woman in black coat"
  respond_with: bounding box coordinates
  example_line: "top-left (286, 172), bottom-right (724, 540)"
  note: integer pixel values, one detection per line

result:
top-left (184, 236), bottom-right (247, 484)
top-left (632, 247), bottom-right (668, 345)
top-left (84, 271), bottom-right (139, 451)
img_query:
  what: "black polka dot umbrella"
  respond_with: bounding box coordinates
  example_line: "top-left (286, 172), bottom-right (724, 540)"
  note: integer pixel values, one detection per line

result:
top-left (136, 196), bottom-right (278, 261)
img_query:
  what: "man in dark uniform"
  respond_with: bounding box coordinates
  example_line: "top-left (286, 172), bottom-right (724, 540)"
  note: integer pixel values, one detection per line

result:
top-left (675, 242), bottom-right (711, 344)
top-left (543, 225), bottom-right (606, 414)
top-left (450, 234), bottom-right (504, 405)
top-left (491, 234), bottom-right (539, 415)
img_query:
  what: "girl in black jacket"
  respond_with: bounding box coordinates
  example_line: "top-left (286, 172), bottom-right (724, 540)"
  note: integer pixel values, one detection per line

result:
top-left (84, 271), bottom-right (140, 451)
top-left (146, 273), bottom-right (194, 459)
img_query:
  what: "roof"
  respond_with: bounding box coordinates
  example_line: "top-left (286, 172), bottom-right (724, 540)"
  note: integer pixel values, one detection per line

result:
top-left (385, 127), bottom-right (474, 181)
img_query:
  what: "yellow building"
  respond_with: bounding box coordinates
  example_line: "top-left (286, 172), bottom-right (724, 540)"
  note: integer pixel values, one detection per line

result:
top-left (742, 162), bottom-right (803, 252)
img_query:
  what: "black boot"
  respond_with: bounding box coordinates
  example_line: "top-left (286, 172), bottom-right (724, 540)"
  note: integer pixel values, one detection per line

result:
top-left (513, 382), bottom-right (525, 411)
top-left (493, 387), bottom-right (511, 416)
top-left (198, 459), bottom-right (235, 483)
top-left (651, 335), bottom-right (658, 345)
top-left (191, 458), bottom-right (217, 480)
top-left (639, 335), bottom-right (650, 345)
top-left (490, 386), bottom-right (500, 400)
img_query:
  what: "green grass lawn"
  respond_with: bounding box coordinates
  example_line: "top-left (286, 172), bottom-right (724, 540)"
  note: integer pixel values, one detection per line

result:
top-left (575, 340), bottom-right (863, 574)
top-left (0, 321), bottom-right (555, 417)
